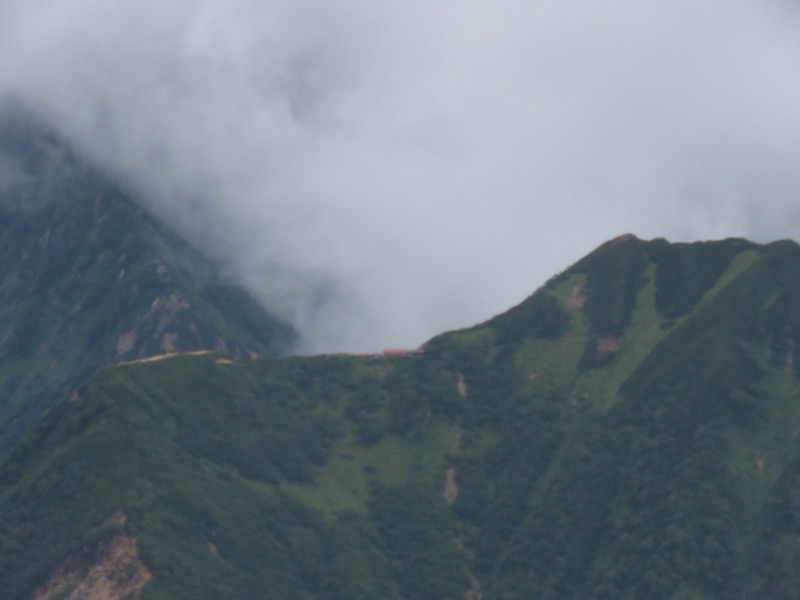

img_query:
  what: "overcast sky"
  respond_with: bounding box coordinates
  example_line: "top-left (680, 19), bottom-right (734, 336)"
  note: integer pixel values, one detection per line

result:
top-left (2, 0), bottom-right (800, 353)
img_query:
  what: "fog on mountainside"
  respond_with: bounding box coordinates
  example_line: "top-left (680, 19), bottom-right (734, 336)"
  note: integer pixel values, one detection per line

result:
top-left (2, 1), bottom-right (800, 352)
top-left (0, 111), bottom-right (295, 453)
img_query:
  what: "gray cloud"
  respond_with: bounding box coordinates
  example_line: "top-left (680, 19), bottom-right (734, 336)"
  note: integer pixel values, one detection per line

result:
top-left (2, 0), bottom-right (800, 352)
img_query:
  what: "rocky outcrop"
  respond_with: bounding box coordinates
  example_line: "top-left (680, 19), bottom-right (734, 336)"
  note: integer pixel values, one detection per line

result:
top-left (34, 533), bottom-right (151, 600)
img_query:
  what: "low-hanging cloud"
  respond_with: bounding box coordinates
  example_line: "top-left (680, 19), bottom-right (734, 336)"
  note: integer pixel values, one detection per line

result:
top-left (1, 0), bottom-right (800, 352)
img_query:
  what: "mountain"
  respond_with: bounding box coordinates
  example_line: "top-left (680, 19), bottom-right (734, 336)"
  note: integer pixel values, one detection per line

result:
top-left (3, 234), bottom-right (800, 599)
top-left (0, 107), bottom-right (296, 455)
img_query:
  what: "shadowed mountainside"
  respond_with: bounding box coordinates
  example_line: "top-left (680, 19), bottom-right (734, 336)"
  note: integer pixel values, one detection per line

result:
top-left (0, 107), bottom-right (296, 454)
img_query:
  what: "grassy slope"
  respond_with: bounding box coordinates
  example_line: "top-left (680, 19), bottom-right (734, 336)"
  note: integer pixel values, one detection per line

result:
top-left (3, 237), bottom-right (800, 599)
top-left (0, 353), bottom-right (466, 599)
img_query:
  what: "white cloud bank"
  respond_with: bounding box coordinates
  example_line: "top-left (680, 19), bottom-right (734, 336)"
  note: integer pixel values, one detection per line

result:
top-left (1, 0), bottom-right (800, 352)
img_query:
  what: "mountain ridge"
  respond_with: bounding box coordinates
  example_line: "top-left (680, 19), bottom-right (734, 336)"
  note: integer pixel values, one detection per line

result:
top-left (3, 234), bottom-right (800, 598)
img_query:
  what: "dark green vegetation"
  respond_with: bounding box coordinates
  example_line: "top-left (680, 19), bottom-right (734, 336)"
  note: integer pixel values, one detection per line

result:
top-left (0, 109), bottom-right (294, 454)
top-left (4, 233), bottom-right (800, 598)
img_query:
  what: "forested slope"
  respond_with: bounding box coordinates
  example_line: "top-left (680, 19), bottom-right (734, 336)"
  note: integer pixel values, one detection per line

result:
top-left (3, 236), bottom-right (800, 599)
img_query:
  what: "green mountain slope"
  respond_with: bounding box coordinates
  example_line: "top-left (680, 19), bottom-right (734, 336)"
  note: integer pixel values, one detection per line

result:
top-left (0, 109), bottom-right (295, 454)
top-left (3, 235), bottom-right (800, 599)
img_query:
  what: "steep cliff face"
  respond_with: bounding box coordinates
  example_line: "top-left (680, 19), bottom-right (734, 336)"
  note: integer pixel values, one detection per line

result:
top-left (0, 109), bottom-right (296, 454)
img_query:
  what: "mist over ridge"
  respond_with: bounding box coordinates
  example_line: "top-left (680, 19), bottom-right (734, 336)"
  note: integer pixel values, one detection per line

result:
top-left (2, 0), bottom-right (800, 352)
